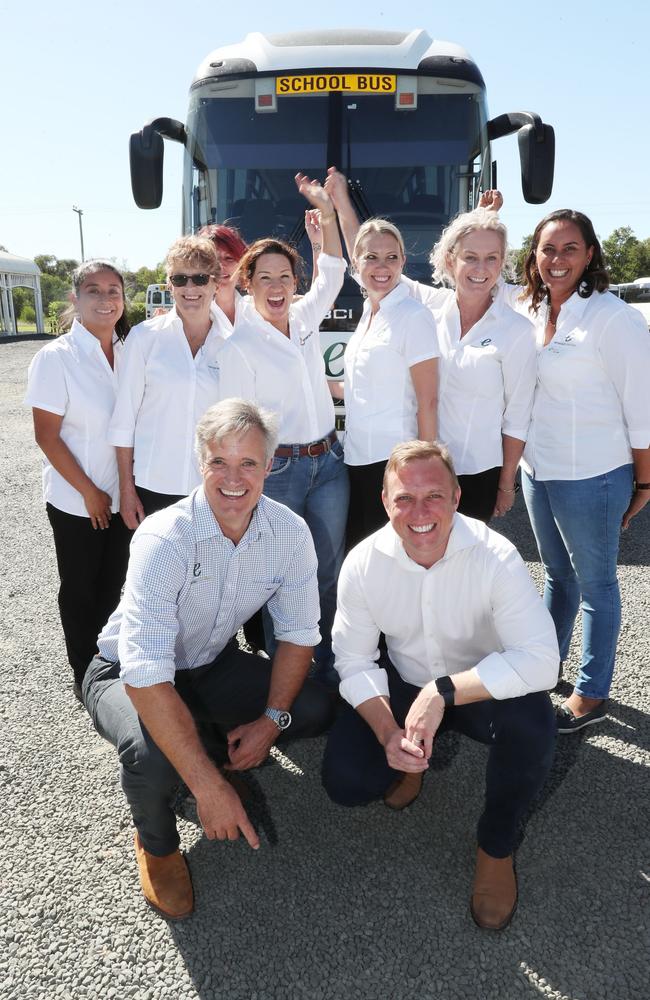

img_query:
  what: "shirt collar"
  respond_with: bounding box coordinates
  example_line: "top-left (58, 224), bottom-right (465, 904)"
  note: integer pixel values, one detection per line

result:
top-left (190, 487), bottom-right (274, 546)
top-left (69, 318), bottom-right (119, 355)
top-left (557, 290), bottom-right (592, 322)
top-left (362, 281), bottom-right (410, 317)
top-left (373, 513), bottom-right (481, 572)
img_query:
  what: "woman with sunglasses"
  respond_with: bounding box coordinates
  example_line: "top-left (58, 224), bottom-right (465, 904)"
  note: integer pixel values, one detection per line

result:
top-left (109, 235), bottom-right (224, 526)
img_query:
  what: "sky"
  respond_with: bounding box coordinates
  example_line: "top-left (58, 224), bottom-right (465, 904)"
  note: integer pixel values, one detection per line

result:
top-left (2, 0), bottom-right (649, 270)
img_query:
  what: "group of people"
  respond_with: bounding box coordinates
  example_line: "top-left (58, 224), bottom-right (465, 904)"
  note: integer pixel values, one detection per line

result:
top-left (25, 168), bottom-right (650, 930)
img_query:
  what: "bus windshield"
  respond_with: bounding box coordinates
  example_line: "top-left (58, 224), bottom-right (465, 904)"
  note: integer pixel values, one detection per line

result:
top-left (184, 85), bottom-right (485, 279)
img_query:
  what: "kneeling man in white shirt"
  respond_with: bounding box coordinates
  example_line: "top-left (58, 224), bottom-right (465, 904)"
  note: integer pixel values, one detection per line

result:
top-left (322, 440), bottom-right (559, 930)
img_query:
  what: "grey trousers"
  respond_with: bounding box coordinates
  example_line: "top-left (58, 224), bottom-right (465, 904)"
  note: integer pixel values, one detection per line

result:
top-left (83, 644), bottom-right (335, 855)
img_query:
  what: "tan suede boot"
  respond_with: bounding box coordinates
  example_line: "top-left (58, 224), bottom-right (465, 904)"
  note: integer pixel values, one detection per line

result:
top-left (470, 847), bottom-right (517, 930)
top-left (383, 771), bottom-right (424, 810)
top-left (134, 833), bottom-right (194, 920)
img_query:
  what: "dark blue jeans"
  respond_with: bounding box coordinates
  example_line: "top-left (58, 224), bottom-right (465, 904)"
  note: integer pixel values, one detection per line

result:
top-left (322, 659), bottom-right (556, 858)
top-left (83, 645), bottom-right (335, 856)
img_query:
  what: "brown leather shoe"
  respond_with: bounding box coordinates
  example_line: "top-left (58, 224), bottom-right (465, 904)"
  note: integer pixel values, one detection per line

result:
top-left (383, 771), bottom-right (424, 810)
top-left (134, 833), bottom-right (194, 920)
top-left (470, 848), bottom-right (518, 930)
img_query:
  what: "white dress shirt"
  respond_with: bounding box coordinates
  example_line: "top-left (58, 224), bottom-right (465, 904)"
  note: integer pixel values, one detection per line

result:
top-left (435, 292), bottom-right (537, 474)
top-left (519, 291), bottom-right (650, 480)
top-left (333, 515), bottom-right (559, 708)
top-left (343, 283), bottom-right (440, 465)
top-left (97, 489), bottom-right (321, 687)
top-left (216, 254), bottom-right (346, 443)
top-left (24, 320), bottom-right (123, 516)
top-left (108, 306), bottom-right (228, 495)
top-left (210, 290), bottom-right (252, 338)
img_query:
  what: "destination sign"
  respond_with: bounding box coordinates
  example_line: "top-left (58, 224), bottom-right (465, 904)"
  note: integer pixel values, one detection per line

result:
top-left (276, 74), bottom-right (396, 95)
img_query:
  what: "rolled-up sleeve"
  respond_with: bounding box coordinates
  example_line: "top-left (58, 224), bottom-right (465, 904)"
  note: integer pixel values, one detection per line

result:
top-left (117, 531), bottom-right (187, 687)
top-left (292, 254), bottom-right (346, 331)
top-left (475, 547), bottom-right (559, 699)
top-left (598, 307), bottom-right (650, 449)
top-left (332, 553), bottom-right (386, 707)
top-left (108, 329), bottom-right (147, 447)
top-left (500, 319), bottom-right (537, 442)
top-left (266, 525), bottom-right (321, 648)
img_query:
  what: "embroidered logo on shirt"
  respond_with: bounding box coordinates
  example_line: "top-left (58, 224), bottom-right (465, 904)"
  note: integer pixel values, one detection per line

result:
top-left (193, 563), bottom-right (201, 577)
top-left (299, 331), bottom-right (314, 346)
top-left (480, 338), bottom-right (492, 347)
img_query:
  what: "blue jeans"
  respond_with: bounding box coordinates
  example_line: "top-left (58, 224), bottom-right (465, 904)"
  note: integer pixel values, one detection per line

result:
top-left (263, 437), bottom-right (349, 676)
top-left (522, 464), bottom-right (633, 700)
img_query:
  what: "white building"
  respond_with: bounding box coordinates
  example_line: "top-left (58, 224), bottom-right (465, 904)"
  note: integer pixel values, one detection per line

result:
top-left (0, 252), bottom-right (45, 335)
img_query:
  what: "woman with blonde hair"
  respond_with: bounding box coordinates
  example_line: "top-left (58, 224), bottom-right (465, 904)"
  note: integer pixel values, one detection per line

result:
top-left (109, 235), bottom-right (224, 525)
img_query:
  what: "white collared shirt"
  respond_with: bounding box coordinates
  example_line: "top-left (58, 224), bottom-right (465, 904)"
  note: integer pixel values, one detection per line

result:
top-left (333, 515), bottom-right (559, 708)
top-left (343, 283), bottom-right (440, 465)
top-left (24, 320), bottom-right (123, 516)
top-left (519, 290), bottom-right (650, 480)
top-left (210, 289), bottom-right (252, 338)
top-left (215, 254), bottom-right (346, 443)
top-left (107, 306), bottom-right (228, 495)
top-left (435, 293), bottom-right (537, 474)
top-left (97, 489), bottom-right (321, 687)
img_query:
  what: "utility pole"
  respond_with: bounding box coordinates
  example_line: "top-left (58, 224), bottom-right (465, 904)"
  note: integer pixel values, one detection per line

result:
top-left (72, 205), bottom-right (85, 262)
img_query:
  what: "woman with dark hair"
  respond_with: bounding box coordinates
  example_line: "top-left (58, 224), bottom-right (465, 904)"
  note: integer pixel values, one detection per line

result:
top-left (110, 235), bottom-right (223, 526)
top-left (217, 174), bottom-right (348, 686)
top-left (519, 209), bottom-right (650, 732)
top-left (24, 261), bottom-right (132, 697)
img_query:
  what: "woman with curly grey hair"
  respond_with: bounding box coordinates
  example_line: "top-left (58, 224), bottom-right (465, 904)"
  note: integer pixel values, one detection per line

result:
top-left (427, 208), bottom-right (537, 521)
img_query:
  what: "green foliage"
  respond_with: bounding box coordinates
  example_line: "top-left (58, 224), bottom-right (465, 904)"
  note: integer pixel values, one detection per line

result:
top-left (22, 305), bottom-right (36, 324)
top-left (40, 273), bottom-right (70, 310)
top-left (127, 302), bottom-right (146, 327)
top-left (34, 255), bottom-right (79, 281)
top-left (48, 301), bottom-right (68, 335)
top-left (511, 234), bottom-right (533, 284)
top-left (12, 287), bottom-right (28, 318)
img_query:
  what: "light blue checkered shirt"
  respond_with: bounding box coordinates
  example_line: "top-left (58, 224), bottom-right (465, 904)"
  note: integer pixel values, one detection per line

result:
top-left (97, 488), bottom-right (321, 687)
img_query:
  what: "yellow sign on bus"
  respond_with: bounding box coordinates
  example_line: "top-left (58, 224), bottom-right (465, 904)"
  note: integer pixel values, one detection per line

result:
top-left (276, 74), bottom-right (396, 95)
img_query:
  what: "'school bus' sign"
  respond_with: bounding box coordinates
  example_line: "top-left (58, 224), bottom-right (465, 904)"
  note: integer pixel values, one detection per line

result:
top-left (276, 74), bottom-right (396, 94)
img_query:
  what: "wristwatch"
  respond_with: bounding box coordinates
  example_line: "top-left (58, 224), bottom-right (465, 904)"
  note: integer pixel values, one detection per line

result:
top-left (434, 675), bottom-right (456, 708)
top-left (264, 707), bottom-right (292, 731)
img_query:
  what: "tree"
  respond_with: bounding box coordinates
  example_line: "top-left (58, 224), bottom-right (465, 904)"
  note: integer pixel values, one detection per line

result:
top-left (511, 235), bottom-right (532, 284)
top-left (602, 227), bottom-right (644, 284)
top-left (34, 255), bottom-right (79, 281)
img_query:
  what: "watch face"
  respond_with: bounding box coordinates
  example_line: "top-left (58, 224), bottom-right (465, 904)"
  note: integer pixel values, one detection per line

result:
top-left (277, 711), bottom-right (291, 730)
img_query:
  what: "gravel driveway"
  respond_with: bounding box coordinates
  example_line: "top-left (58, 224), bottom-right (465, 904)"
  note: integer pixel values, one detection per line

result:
top-left (2, 338), bottom-right (648, 1000)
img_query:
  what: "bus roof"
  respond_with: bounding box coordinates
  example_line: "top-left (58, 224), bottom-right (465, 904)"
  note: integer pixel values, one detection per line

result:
top-left (192, 29), bottom-right (485, 89)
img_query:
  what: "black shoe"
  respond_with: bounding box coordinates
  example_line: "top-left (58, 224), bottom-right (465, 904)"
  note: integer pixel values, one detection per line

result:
top-left (72, 681), bottom-right (83, 704)
top-left (556, 700), bottom-right (607, 734)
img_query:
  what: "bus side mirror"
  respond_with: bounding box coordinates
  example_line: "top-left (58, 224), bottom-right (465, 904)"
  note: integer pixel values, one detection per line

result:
top-left (518, 123), bottom-right (555, 205)
top-left (129, 117), bottom-right (186, 210)
top-left (130, 130), bottom-right (164, 209)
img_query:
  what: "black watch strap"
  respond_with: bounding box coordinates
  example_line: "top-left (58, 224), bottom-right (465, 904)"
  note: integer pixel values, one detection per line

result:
top-left (435, 675), bottom-right (456, 708)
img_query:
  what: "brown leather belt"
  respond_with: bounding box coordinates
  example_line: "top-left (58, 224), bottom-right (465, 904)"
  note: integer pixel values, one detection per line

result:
top-left (275, 430), bottom-right (337, 458)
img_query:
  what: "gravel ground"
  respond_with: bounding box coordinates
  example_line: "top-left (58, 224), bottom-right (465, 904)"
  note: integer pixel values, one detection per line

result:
top-left (2, 338), bottom-right (648, 1000)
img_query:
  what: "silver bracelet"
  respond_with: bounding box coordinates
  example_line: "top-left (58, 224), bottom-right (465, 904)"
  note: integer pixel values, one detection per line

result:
top-left (497, 484), bottom-right (520, 494)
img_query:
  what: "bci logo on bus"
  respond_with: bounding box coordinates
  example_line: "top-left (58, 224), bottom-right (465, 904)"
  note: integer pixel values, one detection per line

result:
top-left (324, 308), bottom-right (354, 320)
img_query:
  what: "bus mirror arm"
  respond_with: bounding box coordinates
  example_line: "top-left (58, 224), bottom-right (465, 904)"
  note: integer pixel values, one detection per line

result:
top-left (130, 118), bottom-right (187, 210)
top-left (487, 112), bottom-right (555, 206)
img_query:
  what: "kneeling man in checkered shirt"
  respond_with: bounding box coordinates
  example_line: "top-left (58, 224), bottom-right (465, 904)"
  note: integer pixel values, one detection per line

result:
top-left (322, 440), bottom-right (559, 931)
top-left (83, 399), bottom-right (333, 920)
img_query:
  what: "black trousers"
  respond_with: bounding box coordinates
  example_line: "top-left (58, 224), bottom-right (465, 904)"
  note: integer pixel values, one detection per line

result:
top-left (135, 486), bottom-right (185, 517)
top-left (346, 460), bottom-right (388, 551)
top-left (46, 503), bottom-right (132, 685)
top-left (457, 466), bottom-right (501, 523)
top-left (83, 645), bottom-right (336, 855)
top-left (322, 657), bottom-right (556, 858)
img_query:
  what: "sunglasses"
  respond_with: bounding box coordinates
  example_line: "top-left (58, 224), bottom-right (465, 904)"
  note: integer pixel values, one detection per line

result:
top-left (169, 273), bottom-right (212, 287)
